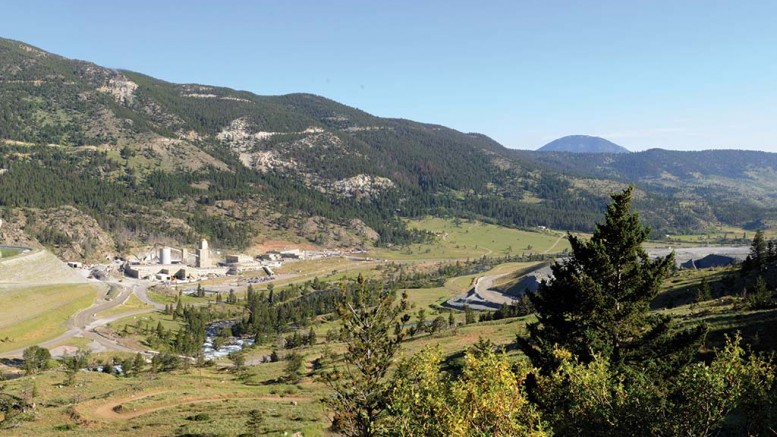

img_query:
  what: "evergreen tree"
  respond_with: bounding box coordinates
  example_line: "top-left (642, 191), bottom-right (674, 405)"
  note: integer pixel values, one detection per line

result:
top-left (307, 326), bottom-right (317, 346)
top-left (133, 352), bottom-right (145, 374)
top-left (518, 186), bottom-right (706, 373)
top-left (284, 351), bottom-right (304, 383)
top-left (22, 345), bottom-right (50, 375)
top-left (750, 230), bottom-right (768, 272)
top-left (416, 308), bottom-right (427, 333)
top-left (267, 283), bottom-right (275, 303)
top-left (323, 283), bottom-right (410, 436)
top-left (229, 351), bottom-right (246, 372)
top-left (464, 304), bottom-right (475, 324)
top-left (61, 349), bottom-right (90, 386)
top-left (697, 276), bottom-right (712, 302)
top-left (174, 299), bottom-right (183, 318)
top-left (245, 409), bottom-right (265, 436)
top-left (746, 276), bottom-right (773, 310)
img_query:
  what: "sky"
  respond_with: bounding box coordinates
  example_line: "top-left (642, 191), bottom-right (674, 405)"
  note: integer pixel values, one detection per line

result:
top-left (2, 0), bottom-right (777, 151)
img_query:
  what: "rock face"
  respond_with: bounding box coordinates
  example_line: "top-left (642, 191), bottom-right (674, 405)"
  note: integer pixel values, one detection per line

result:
top-left (331, 175), bottom-right (395, 199)
top-left (96, 73), bottom-right (138, 105)
top-left (538, 135), bottom-right (629, 154)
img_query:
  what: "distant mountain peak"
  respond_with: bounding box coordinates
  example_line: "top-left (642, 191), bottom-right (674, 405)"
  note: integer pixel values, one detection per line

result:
top-left (538, 135), bottom-right (629, 154)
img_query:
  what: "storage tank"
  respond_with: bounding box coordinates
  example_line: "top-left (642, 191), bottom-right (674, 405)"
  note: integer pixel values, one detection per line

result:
top-left (160, 247), bottom-right (172, 265)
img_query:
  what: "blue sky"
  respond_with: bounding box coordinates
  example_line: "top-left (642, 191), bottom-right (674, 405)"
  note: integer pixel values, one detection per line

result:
top-left (2, 0), bottom-right (776, 151)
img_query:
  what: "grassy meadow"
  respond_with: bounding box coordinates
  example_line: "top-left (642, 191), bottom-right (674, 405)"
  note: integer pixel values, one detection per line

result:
top-left (372, 217), bottom-right (570, 260)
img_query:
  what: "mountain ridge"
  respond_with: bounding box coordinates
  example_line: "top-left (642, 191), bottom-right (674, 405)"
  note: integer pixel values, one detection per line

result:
top-left (537, 135), bottom-right (629, 154)
top-left (1, 36), bottom-right (777, 260)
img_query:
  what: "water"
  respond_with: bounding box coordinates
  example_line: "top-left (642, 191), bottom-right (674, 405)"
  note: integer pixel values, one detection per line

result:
top-left (202, 321), bottom-right (254, 360)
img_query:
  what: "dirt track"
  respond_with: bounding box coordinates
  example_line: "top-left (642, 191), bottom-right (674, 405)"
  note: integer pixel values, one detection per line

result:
top-left (88, 390), bottom-right (309, 421)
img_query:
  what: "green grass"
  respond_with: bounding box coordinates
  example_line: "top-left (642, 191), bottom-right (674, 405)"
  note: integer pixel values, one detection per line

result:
top-left (1, 366), bottom-right (332, 437)
top-left (0, 283), bottom-right (98, 353)
top-left (94, 294), bottom-right (153, 319)
top-left (146, 287), bottom-right (211, 305)
top-left (107, 310), bottom-right (180, 335)
top-left (372, 217), bottom-right (570, 260)
top-left (654, 225), bottom-right (774, 246)
top-left (0, 247), bottom-right (23, 258)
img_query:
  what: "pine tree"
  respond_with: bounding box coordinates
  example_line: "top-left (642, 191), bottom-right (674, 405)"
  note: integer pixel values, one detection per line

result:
top-left (284, 351), bottom-right (304, 383)
top-left (747, 276), bottom-right (773, 310)
top-left (750, 230), bottom-right (768, 272)
top-left (133, 352), bottom-right (145, 374)
top-left (464, 304), bottom-right (475, 324)
top-left (307, 326), bottom-right (317, 346)
top-left (416, 308), bottom-right (427, 333)
top-left (245, 409), bottom-right (265, 436)
top-left (323, 282), bottom-right (410, 436)
top-left (518, 186), bottom-right (706, 373)
top-left (697, 276), bottom-right (712, 302)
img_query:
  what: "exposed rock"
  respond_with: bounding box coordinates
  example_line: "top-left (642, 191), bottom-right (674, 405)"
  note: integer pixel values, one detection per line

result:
top-left (97, 74), bottom-right (138, 105)
top-left (331, 174), bottom-right (395, 199)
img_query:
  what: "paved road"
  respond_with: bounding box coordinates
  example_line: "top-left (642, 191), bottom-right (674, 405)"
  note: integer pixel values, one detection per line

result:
top-left (0, 278), bottom-right (159, 359)
top-left (444, 272), bottom-right (522, 311)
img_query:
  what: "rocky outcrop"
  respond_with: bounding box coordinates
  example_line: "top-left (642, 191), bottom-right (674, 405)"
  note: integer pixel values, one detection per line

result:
top-left (97, 74), bottom-right (138, 105)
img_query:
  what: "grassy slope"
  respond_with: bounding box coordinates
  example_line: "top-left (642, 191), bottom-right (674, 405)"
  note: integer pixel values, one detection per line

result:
top-left (0, 249), bottom-right (100, 353)
top-left (373, 217), bottom-right (570, 260)
top-left (0, 283), bottom-right (97, 353)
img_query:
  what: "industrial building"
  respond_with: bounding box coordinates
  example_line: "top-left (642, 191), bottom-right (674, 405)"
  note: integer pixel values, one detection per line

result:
top-left (122, 239), bottom-right (282, 282)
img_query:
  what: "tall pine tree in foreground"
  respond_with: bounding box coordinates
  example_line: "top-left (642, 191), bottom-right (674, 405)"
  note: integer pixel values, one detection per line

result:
top-left (518, 186), bottom-right (706, 374)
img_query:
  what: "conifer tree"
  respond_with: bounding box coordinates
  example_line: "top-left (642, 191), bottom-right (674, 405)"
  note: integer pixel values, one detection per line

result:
top-left (324, 282), bottom-right (410, 437)
top-left (750, 230), bottom-right (768, 272)
top-left (518, 186), bottom-right (706, 373)
top-left (133, 352), bottom-right (145, 374)
top-left (697, 276), bottom-right (712, 302)
top-left (307, 326), bottom-right (317, 346)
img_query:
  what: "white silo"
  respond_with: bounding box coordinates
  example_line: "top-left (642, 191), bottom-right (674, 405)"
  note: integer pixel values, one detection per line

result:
top-left (160, 247), bottom-right (172, 265)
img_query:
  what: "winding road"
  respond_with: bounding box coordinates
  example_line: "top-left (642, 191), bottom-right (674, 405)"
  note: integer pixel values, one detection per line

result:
top-left (0, 277), bottom-right (162, 359)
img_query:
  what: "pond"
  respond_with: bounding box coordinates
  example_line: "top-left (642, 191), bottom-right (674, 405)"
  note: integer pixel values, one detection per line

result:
top-left (0, 245), bottom-right (30, 259)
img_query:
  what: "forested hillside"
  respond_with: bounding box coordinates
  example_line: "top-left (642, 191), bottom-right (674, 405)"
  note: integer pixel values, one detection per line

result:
top-left (517, 148), bottom-right (777, 227)
top-left (1, 37), bottom-right (775, 259)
